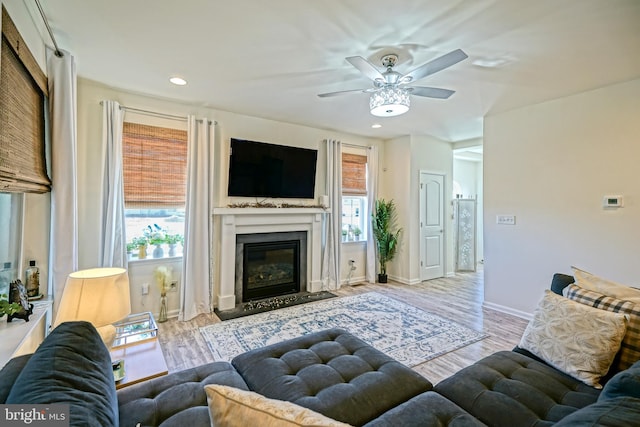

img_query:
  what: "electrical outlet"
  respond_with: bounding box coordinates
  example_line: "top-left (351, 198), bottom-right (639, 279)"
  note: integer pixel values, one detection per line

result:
top-left (496, 215), bottom-right (516, 225)
top-left (169, 281), bottom-right (178, 292)
top-left (141, 282), bottom-right (149, 295)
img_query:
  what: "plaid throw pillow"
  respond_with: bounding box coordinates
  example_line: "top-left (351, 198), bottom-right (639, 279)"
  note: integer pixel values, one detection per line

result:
top-left (566, 284), bottom-right (640, 371)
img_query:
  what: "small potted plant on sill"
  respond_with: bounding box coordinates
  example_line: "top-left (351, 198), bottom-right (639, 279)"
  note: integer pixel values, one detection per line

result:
top-left (372, 199), bottom-right (402, 283)
top-left (353, 227), bottom-right (362, 241)
top-left (166, 234), bottom-right (182, 257)
top-left (145, 224), bottom-right (167, 258)
top-left (0, 293), bottom-right (21, 320)
top-left (132, 236), bottom-right (149, 259)
top-left (126, 242), bottom-right (136, 258)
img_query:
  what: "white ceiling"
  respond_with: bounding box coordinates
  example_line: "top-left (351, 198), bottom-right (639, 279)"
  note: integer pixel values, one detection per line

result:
top-left (38, 0), bottom-right (640, 141)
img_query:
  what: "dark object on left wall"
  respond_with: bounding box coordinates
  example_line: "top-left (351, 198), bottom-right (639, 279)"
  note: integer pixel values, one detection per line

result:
top-left (8, 280), bottom-right (33, 322)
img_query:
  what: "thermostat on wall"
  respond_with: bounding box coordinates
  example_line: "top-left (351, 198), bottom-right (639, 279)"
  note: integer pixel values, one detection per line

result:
top-left (603, 195), bottom-right (623, 208)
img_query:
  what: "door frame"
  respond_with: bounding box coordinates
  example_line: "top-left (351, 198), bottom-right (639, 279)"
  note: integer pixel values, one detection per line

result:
top-left (419, 170), bottom-right (447, 281)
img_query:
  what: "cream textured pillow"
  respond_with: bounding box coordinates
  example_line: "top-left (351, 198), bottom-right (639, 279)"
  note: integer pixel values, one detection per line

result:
top-left (205, 384), bottom-right (352, 427)
top-left (566, 284), bottom-right (640, 371)
top-left (519, 290), bottom-right (628, 388)
top-left (572, 267), bottom-right (640, 304)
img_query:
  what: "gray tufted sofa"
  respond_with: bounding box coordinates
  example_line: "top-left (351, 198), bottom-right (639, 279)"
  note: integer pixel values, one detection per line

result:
top-left (2, 273), bottom-right (640, 426)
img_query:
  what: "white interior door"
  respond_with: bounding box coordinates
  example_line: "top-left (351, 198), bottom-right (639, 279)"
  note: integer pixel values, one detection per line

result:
top-left (420, 172), bottom-right (445, 281)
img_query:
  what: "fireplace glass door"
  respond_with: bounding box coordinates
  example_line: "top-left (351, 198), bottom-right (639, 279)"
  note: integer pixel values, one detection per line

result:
top-left (242, 240), bottom-right (300, 301)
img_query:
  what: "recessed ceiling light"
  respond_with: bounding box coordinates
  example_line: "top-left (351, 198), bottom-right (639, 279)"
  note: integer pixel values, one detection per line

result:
top-left (371, 123), bottom-right (382, 129)
top-left (169, 77), bottom-right (187, 86)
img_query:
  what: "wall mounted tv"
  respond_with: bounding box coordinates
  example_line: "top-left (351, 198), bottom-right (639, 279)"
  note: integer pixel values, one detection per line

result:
top-left (227, 138), bottom-right (318, 199)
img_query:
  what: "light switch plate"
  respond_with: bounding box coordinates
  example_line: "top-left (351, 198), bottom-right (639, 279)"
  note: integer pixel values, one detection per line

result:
top-left (496, 215), bottom-right (516, 225)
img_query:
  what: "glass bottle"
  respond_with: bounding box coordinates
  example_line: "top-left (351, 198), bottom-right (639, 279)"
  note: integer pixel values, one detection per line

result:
top-left (158, 294), bottom-right (168, 323)
top-left (25, 260), bottom-right (40, 298)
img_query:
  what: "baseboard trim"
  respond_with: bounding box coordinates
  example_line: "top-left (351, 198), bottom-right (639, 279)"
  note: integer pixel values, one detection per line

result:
top-left (342, 275), bottom-right (366, 286)
top-left (387, 275), bottom-right (421, 285)
top-left (483, 301), bottom-right (532, 320)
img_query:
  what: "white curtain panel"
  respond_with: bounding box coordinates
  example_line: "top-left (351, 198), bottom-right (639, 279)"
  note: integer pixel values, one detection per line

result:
top-left (180, 116), bottom-right (215, 321)
top-left (46, 48), bottom-right (79, 320)
top-left (99, 100), bottom-right (127, 268)
top-left (366, 145), bottom-right (379, 283)
top-left (321, 139), bottom-right (342, 290)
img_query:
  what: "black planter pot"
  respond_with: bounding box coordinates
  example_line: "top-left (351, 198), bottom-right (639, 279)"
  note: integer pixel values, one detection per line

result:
top-left (378, 273), bottom-right (388, 283)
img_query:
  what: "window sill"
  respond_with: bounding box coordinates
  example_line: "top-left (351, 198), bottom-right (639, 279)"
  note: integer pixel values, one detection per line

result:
top-left (341, 239), bottom-right (367, 245)
top-left (127, 255), bottom-right (183, 265)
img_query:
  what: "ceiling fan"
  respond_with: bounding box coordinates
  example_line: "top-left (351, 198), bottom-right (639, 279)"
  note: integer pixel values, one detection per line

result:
top-left (318, 49), bottom-right (468, 117)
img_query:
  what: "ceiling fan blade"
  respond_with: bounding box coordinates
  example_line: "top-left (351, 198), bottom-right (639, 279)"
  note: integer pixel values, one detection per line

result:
top-left (403, 49), bottom-right (468, 83)
top-left (346, 56), bottom-right (385, 82)
top-left (409, 86), bottom-right (456, 99)
top-left (317, 88), bottom-right (370, 98)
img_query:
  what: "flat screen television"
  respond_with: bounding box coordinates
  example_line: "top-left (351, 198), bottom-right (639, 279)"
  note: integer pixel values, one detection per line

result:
top-left (227, 138), bottom-right (318, 199)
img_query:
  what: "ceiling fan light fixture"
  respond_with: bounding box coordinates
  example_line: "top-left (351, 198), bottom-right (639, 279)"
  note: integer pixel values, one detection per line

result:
top-left (369, 87), bottom-right (410, 117)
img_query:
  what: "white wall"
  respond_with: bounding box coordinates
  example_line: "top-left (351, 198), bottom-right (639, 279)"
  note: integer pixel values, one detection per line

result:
top-left (379, 136), bottom-right (411, 282)
top-left (77, 79), bottom-right (382, 315)
top-left (484, 78), bottom-right (640, 317)
top-left (380, 135), bottom-right (455, 284)
top-left (410, 136), bottom-right (455, 279)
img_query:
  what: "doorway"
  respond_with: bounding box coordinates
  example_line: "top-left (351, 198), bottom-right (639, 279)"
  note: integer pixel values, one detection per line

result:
top-left (419, 172), bottom-right (445, 281)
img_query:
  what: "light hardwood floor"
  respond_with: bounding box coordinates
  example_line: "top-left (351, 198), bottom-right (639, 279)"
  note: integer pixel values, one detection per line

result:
top-left (157, 269), bottom-right (530, 385)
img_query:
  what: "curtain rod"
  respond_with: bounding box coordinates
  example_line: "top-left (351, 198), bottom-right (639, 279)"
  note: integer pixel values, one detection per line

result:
top-left (34, 0), bottom-right (63, 57)
top-left (99, 102), bottom-right (217, 125)
top-left (340, 142), bottom-right (370, 150)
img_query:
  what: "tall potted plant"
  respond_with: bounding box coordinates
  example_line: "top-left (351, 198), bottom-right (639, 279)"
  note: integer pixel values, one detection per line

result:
top-left (371, 199), bottom-right (402, 283)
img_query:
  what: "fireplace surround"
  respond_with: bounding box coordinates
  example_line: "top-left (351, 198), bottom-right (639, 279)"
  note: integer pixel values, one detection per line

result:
top-left (213, 208), bottom-right (325, 311)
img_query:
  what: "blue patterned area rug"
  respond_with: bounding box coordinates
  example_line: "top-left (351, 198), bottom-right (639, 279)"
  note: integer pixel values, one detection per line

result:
top-left (200, 292), bottom-right (487, 366)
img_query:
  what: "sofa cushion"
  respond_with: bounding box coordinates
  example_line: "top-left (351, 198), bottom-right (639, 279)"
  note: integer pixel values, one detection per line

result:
top-left (572, 267), bottom-right (640, 303)
top-left (231, 328), bottom-right (432, 426)
top-left (553, 397), bottom-right (640, 426)
top-left (363, 391), bottom-right (487, 427)
top-left (0, 354), bottom-right (32, 404)
top-left (6, 321), bottom-right (118, 427)
top-left (434, 351), bottom-right (601, 427)
top-left (599, 359), bottom-right (640, 401)
top-left (117, 361), bottom-right (248, 427)
top-left (550, 273), bottom-right (575, 296)
top-left (205, 384), bottom-right (351, 427)
top-left (566, 283), bottom-right (640, 371)
top-left (518, 290), bottom-right (627, 388)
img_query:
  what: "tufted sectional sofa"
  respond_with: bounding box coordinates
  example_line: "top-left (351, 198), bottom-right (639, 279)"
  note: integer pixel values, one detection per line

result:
top-left (2, 274), bottom-right (640, 426)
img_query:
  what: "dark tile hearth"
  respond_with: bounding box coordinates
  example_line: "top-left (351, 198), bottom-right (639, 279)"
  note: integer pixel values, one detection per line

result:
top-left (214, 291), bottom-right (337, 321)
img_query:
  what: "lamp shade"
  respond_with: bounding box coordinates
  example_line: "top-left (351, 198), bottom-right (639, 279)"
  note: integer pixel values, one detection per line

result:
top-left (54, 267), bottom-right (131, 328)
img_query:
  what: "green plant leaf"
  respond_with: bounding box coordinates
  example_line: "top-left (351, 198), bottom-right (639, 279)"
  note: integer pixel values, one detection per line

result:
top-left (371, 199), bottom-right (402, 277)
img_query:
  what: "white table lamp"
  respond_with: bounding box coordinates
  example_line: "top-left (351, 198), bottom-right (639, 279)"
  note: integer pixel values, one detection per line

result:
top-left (54, 267), bottom-right (131, 347)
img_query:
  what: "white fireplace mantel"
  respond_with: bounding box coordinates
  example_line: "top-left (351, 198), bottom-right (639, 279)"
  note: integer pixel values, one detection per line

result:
top-left (212, 207), bottom-right (327, 311)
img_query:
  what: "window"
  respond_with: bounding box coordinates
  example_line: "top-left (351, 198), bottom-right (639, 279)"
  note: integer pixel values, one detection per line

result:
top-left (122, 122), bottom-right (187, 259)
top-left (0, 193), bottom-right (22, 295)
top-left (341, 152), bottom-right (367, 242)
top-left (0, 7), bottom-right (50, 193)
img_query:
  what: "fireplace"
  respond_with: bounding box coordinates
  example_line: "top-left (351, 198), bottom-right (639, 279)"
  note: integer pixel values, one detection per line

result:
top-left (235, 231), bottom-right (307, 304)
top-left (213, 207), bottom-right (324, 311)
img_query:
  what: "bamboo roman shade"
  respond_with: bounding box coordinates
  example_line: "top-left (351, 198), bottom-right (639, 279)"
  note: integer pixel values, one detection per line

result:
top-left (122, 122), bottom-right (187, 208)
top-left (0, 7), bottom-right (50, 193)
top-left (341, 153), bottom-right (367, 195)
